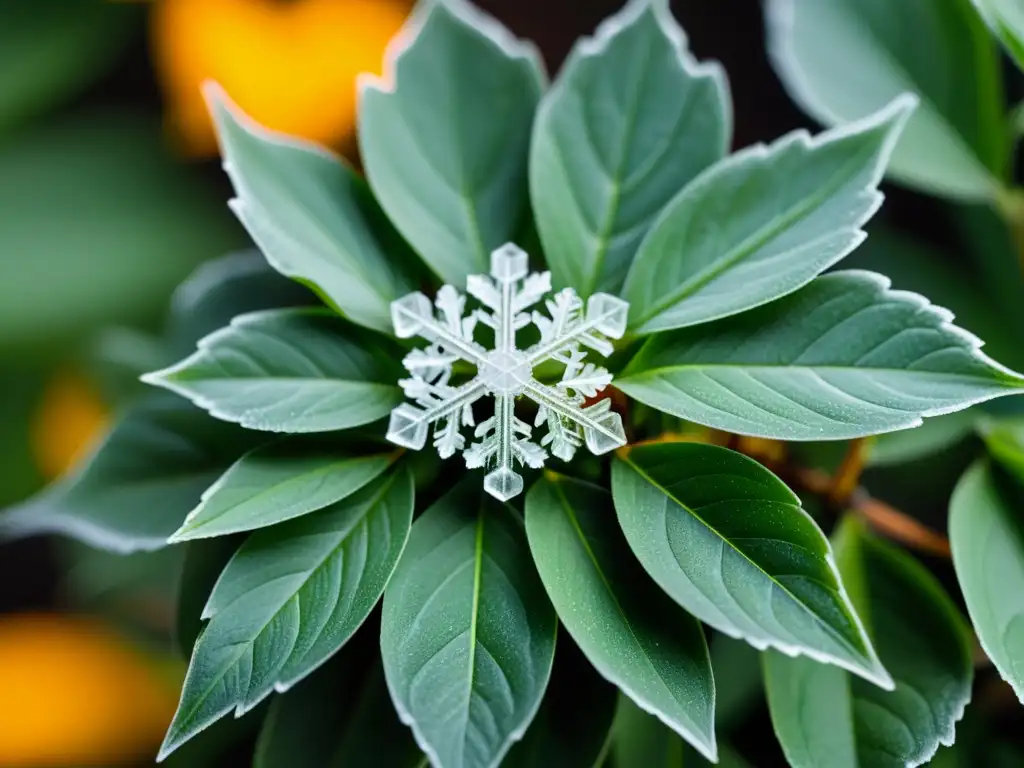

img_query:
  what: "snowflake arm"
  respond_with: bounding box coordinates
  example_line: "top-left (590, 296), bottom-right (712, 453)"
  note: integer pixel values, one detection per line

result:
top-left (387, 378), bottom-right (487, 453)
top-left (524, 380), bottom-right (626, 455)
top-left (527, 291), bottom-right (630, 367)
top-left (386, 243), bottom-right (629, 500)
top-left (391, 290), bottom-right (488, 366)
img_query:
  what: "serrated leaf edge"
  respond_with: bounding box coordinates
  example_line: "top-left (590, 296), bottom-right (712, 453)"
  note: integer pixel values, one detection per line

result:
top-left (356, 0), bottom-right (547, 100)
top-left (622, 268), bottom-right (1024, 432)
top-left (625, 93), bottom-right (917, 332)
top-left (763, 0), bottom-right (999, 201)
top-left (836, 517), bottom-right (973, 767)
top-left (531, 0), bottom-right (732, 297)
top-left (202, 83), bottom-right (402, 333)
top-left (157, 468), bottom-right (413, 761)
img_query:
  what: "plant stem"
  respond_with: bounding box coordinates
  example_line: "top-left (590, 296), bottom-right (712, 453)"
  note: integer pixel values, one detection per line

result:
top-left (785, 465), bottom-right (951, 558)
top-left (828, 438), bottom-right (867, 505)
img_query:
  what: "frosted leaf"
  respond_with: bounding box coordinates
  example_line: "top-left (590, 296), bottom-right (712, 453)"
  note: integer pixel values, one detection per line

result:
top-left (386, 243), bottom-right (629, 500)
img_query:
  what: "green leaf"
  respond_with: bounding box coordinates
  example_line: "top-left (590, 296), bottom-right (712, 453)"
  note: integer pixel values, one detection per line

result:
top-left (618, 271), bottom-right (1024, 440)
top-left (611, 695), bottom-right (686, 767)
top-left (254, 653), bottom-right (425, 768)
top-left (613, 442), bottom-right (889, 687)
top-left (971, 0), bottom-right (1024, 70)
top-left (166, 251), bottom-right (316, 356)
top-left (978, 417), bottom-right (1024, 483)
top-left (950, 461), bottom-right (1024, 702)
top-left (206, 86), bottom-right (420, 335)
top-left (709, 635), bottom-right (762, 730)
top-left (529, 0), bottom-right (729, 296)
top-left (504, 636), bottom-right (618, 768)
top-left (608, 697), bottom-right (753, 768)
top-left (0, 0), bottom-right (136, 133)
top-left (0, 395), bottom-right (260, 553)
top-left (159, 468), bottom-right (414, 759)
top-left (843, 227), bottom-right (1022, 370)
top-left (764, 655), bottom-right (856, 768)
top-left (764, 517), bottom-right (973, 767)
top-left (358, 0), bottom-right (545, 285)
top-left (176, 536), bottom-right (241, 656)
top-left (170, 438), bottom-right (399, 541)
top-left (144, 308), bottom-right (404, 433)
top-left (253, 655), bottom-right (357, 768)
top-left (867, 410), bottom-right (975, 468)
top-left (380, 479), bottom-right (557, 768)
top-left (765, 0), bottom-right (1006, 201)
top-left (326, 664), bottom-right (425, 768)
top-left (623, 98), bottom-right (912, 333)
top-left (525, 474), bottom-right (716, 761)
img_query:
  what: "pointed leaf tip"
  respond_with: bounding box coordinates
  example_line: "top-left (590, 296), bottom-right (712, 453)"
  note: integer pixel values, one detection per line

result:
top-left (766, 0), bottom-right (1005, 200)
top-left (358, 0), bottom-right (543, 284)
top-left (161, 469), bottom-right (414, 756)
top-left (620, 271), bottom-right (1024, 440)
top-left (143, 309), bottom-right (404, 434)
top-left (531, 0), bottom-right (729, 295)
top-left (168, 443), bottom-right (396, 542)
top-left (766, 519), bottom-right (971, 767)
top-left (202, 79), bottom-right (421, 334)
top-left (623, 97), bottom-right (916, 334)
top-left (612, 442), bottom-right (891, 689)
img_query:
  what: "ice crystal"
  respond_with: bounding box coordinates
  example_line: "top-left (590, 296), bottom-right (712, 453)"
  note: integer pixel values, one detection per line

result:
top-left (386, 243), bottom-right (629, 500)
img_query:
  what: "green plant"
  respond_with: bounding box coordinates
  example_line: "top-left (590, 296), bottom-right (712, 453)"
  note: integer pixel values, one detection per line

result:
top-left (7, 0), bottom-right (1024, 765)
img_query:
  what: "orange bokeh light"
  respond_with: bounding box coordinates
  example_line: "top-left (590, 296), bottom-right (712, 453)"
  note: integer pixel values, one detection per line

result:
top-left (30, 371), bottom-right (108, 481)
top-left (151, 0), bottom-right (410, 157)
top-left (0, 615), bottom-right (177, 766)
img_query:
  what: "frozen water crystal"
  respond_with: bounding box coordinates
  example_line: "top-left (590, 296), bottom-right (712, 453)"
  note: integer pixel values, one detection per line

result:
top-left (386, 243), bottom-right (629, 501)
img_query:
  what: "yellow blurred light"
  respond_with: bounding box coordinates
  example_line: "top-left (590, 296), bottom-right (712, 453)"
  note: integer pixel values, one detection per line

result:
top-left (151, 0), bottom-right (410, 157)
top-left (0, 614), bottom-right (177, 767)
top-left (31, 371), bottom-right (108, 481)
top-left (735, 435), bottom-right (787, 464)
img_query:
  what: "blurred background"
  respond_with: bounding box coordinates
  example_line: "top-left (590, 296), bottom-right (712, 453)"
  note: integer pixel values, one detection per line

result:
top-left (0, 0), bottom-right (1020, 765)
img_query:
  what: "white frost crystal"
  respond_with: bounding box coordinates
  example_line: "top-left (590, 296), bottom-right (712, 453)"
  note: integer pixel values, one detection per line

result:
top-left (387, 243), bottom-right (629, 500)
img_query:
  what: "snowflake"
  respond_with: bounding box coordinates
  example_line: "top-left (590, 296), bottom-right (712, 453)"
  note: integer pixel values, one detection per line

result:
top-left (386, 243), bottom-right (630, 500)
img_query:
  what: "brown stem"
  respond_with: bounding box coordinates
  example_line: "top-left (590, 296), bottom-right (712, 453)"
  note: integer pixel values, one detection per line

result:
top-left (829, 438), bottom-right (867, 506)
top-left (851, 495), bottom-right (951, 558)
top-left (787, 466), bottom-right (951, 558)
